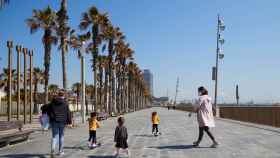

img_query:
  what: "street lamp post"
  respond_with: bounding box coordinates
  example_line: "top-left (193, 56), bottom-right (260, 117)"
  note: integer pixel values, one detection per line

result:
top-left (79, 42), bottom-right (86, 123)
top-left (29, 50), bottom-right (33, 123)
top-left (213, 14), bottom-right (225, 117)
top-left (16, 45), bottom-right (22, 120)
top-left (7, 41), bottom-right (13, 122)
top-left (23, 48), bottom-right (28, 124)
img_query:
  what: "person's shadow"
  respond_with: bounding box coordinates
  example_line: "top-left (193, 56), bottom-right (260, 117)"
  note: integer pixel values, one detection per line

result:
top-left (0, 154), bottom-right (48, 158)
top-left (148, 144), bottom-right (194, 150)
top-left (134, 134), bottom-right (155, 138)
top-left (148, 144), bottom-right (211, 150)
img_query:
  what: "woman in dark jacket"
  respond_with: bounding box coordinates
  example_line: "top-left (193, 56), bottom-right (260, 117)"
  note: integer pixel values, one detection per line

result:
top-left (48, 90), bottom-right (71, 156)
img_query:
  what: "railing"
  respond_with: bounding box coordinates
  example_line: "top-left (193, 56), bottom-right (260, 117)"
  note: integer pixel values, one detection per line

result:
top-left (175, 105), bottom-right (280, 128)
top-left (219, 106), bottom-right (280, 128)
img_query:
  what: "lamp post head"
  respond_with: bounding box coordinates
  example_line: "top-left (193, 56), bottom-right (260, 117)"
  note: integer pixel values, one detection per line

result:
top-left (219, 37), bottom-right (225, 45)
top-left (7, 41), bottom-right (13, 48)
top-left (28, 50), bottom-right (33, 56)
top-left (22, 48), bottom-right (28, 54)
top-left (219, 18), bottom-right (226, 31)
top-left (16, 45), bottom-right (22, 52)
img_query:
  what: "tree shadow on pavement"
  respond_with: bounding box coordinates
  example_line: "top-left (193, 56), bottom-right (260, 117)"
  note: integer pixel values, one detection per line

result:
top-left (0, 154), bottom-right (48, 158)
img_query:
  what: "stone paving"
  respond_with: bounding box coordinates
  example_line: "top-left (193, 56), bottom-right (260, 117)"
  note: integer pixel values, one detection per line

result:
top-left (0, 107), bottom-right (280, 158)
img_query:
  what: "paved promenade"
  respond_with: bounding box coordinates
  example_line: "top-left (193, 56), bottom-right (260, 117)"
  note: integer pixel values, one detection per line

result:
top-left (0, 107), bottom-right (279, 158)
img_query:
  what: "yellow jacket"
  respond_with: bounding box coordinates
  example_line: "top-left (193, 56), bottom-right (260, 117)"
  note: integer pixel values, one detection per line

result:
top-left (88, 118), bottom-right (100, 131)
top-left (152, 115), bottom-right (160, 124)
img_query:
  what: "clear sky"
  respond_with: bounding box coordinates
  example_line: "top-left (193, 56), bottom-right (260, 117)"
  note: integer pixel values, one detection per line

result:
top-left (1, 0), bottom-right (280, 104)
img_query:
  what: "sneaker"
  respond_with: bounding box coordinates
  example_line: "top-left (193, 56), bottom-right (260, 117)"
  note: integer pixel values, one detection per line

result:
top-left (210, 141), bottom-right (219, 148)
top-left (193, 141), bottom-right (199, 147)
top-left (58, 151), bottom-right (65, 156)
top-left (92, 143), bottom-right (97, 148)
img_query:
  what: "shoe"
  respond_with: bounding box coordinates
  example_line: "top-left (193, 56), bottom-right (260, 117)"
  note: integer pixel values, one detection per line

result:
top-left (92, 143), bottom-right (97, 148)
top-left (58, 151), bottom-right (65, 156)
top-left (193, 141), bottom-right (199, 147)
top-left (211, 141), bottom-right (219, 148)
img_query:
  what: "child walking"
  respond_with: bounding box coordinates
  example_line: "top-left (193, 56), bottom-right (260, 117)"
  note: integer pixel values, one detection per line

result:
top-left (151, 111), bottom-right (160, 136)
top-left (88, 112), bottom-right (100, 148)
top-left (114, 116), bottom-right (129, 157)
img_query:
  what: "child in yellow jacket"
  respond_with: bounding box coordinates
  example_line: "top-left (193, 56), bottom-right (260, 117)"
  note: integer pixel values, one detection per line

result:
top-left (88, 112), bottom-right (100, 148)
top-left (151, 111), bottom-right (160, 135)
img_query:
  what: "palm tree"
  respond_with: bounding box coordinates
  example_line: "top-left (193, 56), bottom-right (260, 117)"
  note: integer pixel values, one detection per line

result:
top-left (56, 0), bottom-right (70, 90)
top-left (0, 0), bottom-right (9, 9)
top-left (96, 55), bottom-right (107, 112)
top-left (26, 6), bottom-right (57, 103)
top-left (32, 67), bottom-right (44, 113)
top-left (71, 82), bottom-right (81, 111)
top-left (0, 68), bottom-right (17, 94)
top-left (114, 39), bottom-right (134, 113)
top-left (101, 24), bottom-right (124, 114)
top-left (48, 84), bottom-right (59, 96)
top-left (79, 6), bottom-right (109, 112)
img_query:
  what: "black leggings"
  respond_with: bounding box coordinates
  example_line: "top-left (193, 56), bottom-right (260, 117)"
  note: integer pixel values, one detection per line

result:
top-left (88, 130), bottom-right (96, 143)
top-left (197, 126), bottom-right (215, 143)
top-left (152, 124), bottom-right (159, 133)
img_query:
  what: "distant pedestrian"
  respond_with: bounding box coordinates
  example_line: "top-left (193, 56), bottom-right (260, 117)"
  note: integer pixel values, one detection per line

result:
top-left (151, 111), bottom-right (160, 136)
top-left (40, 104), bottom-right (50, 131)
top-left (114, 116), bottom-right (129, 157)
top-left (88, 112), bottom-right (100, 148)
top-left (47, 89), bottom-right (71, 156)
top-left (193, 86), bottom-right (219, 148)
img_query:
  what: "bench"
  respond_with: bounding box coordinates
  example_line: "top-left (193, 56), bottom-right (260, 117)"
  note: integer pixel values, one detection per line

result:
top-left (0, 121), bottom-right (34, 147)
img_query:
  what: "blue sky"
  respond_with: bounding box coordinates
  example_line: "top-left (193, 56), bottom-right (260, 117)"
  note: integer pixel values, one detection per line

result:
top-left (1, 0), bottom-right (280, 103)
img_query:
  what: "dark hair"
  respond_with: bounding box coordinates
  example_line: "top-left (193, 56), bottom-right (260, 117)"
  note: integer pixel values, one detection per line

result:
top-left (198, 86), bottom-right (208, 95)
top-left (57, 89), bottom-right (65, 97)
top-left (118, 116), bottom-right (125, 126)
top-left (91, 112), bottom-right (97, 118)
top-left (152, 111), bottom-right (157, 116)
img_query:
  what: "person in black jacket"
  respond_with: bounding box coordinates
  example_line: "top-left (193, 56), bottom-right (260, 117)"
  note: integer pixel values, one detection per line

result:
top-left (114, 116), bottom-right (129, 157)
top-left (47, 89), bottom-right (71, 156)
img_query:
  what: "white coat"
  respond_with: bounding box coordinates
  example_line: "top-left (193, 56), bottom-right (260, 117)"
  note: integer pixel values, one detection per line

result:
top-left (194, 95), bottom-right (215, 127)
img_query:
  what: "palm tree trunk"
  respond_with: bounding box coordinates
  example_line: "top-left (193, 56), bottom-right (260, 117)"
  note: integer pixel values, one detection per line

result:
top-left (104, 68), bottom-right (109, 113)
top-left (43, 30), bottom-right (52, 104)
top-left (112, 69), bottom-right (116, 113)
top-left (61, 41), bottom-right (67, 90)
top-left (33, 82), bottom-right (39, 114)
top-left (85, 94), bottom-right (89, 115)
top-left (94, 65), bottom-right (97, 112)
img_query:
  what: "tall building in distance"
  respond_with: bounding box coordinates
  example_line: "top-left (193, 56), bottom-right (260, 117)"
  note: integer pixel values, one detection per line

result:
top-left (143, 69), bottom-right (153, 96)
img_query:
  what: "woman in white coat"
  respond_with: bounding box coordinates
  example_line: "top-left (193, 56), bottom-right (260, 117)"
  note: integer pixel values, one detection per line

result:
top-left (193, 86), bottom-right (219, 148)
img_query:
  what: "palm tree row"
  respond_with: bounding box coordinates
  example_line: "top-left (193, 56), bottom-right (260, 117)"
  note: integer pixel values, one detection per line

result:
top-left (25, 3), bottom-right (151, 114)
